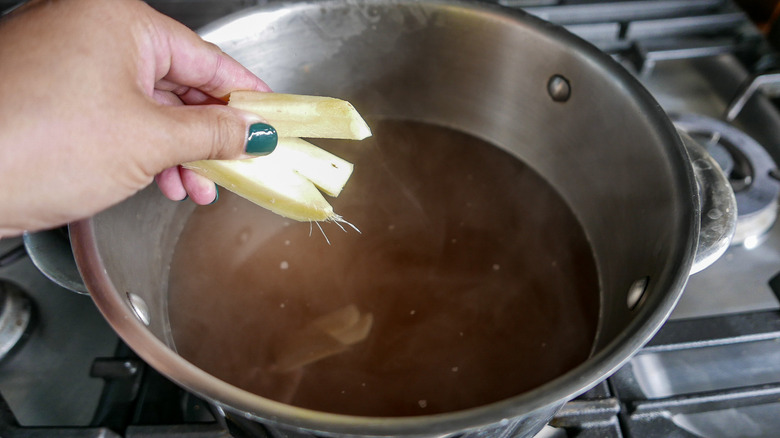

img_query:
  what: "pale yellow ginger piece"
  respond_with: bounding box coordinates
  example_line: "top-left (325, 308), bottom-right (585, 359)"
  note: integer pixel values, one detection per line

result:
top-left (229, 91), bottom-right (372, 140)
top-left (184, 92), bottom-right (370, 223)
top-left (271, 304), bottom-right (374, 372)
top-left (268, 137), bottom-right (353, 198)
top-left (272, 330), bottom-right (348, 373)
top-left (309, 304), bottom-right (375, 345)
top-left (184, 138), bottom-right (352, 222)
top-left (328, 313), bottom-right (374, 345)
top-left (311, 304), bottom-right (361, 333)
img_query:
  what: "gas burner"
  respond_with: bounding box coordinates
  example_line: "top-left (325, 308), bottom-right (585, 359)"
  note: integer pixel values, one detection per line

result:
top-left (673, 113), bottom-right (780, 248)
top-left (0, 281), bottom-right (33, 362)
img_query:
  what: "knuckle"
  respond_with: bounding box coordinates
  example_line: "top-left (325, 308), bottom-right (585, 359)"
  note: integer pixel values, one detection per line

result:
top-left (211, 108), bottom-right (243, 158)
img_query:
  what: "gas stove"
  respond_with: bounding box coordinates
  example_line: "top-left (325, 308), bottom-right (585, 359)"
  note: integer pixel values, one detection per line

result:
top-left (1, 0), bottom-right (779, 437)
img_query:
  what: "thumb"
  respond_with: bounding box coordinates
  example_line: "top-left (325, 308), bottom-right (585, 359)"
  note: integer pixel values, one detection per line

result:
top-left (154, 103), bottom-right (278, 166)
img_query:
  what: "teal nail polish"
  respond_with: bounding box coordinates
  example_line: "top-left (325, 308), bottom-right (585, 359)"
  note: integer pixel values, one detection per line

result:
top-left (245, 123), bottom-right (277, 155)
top-left (209, 185), bottom-right (219, 205)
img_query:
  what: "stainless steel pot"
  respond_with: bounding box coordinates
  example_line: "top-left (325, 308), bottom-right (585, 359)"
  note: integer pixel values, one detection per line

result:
top-left (50, 0), bottom-right (737, 436)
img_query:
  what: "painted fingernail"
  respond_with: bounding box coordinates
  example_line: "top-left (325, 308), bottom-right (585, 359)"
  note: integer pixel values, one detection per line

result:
top-left (245, 122), bottom-right (277, 156)
top-left (209, 185), bottom-right (219, 205)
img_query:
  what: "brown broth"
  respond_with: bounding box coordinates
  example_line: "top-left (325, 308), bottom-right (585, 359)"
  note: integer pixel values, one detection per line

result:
top-left (167, 119), bottom-right (600, 416)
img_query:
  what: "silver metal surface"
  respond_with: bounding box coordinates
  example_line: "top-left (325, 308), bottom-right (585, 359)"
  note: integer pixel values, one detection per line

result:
top-left (23, 228), bottom-right (87, 294)
top-left (127, 292), bottom-right (151, 326)
top-left (546, 75), bottom-right (571, 102)
top-left (631, 337), bottom-right (780, 437)
top-left (0, 238), bottom-right (118, 426)
top-left (0, 281), bottom-right (32, 361)
top-left (624, 51), bottom-right (780, 438)
top-left (674, 112), bottom-right (780, 248)
top-left (679, 131), bottom-right (737, 274)
top-left (640, 56), bottom-right (780, 319)
top-left (626, 277), bottom-right (649, 310)
top-left (67, 1), bottom-right (708, 436)
top-left (522, 0), bottom-right (722, 25)
top-left (725, 72), bottom-right (780, 122)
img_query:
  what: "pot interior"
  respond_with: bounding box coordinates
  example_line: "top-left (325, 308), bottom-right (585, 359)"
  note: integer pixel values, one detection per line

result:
top-left (83, 0), bottom-right (696, 424)
top-left (166, 117), bottom-right (603, 416)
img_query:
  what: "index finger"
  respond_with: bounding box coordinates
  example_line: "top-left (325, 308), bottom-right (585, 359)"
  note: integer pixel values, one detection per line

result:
top-left (149, 11), bottom-right (272, 98)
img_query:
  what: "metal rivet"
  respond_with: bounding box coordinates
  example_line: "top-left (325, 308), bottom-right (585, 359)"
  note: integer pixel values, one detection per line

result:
top-left (127, 292), bottom-right (150, 326)
top-left (548, 74), bottom-right (571, 102)
top-left (627, 277), bottom-right (649, 310)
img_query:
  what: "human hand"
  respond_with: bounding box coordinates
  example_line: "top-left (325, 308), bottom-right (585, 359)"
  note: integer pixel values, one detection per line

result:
top-left (0, 0), bottom-right (276, 237)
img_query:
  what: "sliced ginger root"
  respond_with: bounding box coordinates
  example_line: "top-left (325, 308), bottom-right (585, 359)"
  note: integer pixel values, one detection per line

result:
top-left (271, 304), bottom-right (374, 372)
top-left (229, 91), bottom-right (372, 140)
top-left (183, 92), bottom-right (371, 223)
top-left (184, 138), bottom-right (353, 222)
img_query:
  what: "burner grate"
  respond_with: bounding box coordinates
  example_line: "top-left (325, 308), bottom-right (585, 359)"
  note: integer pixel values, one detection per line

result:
top-left (605, 307), bottom-right (780, 438)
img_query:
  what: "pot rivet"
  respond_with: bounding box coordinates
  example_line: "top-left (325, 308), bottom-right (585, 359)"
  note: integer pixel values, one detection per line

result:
top-left (627, 277), bottom-right (649, 310)
top-left (547, 74), bottom-right (571, 102)
top-left (127, 292), bottom-right (151, 326)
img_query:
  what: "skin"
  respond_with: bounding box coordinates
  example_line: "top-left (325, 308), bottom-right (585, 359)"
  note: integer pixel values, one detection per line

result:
top-left (0, 0), bottom-right (271, 237)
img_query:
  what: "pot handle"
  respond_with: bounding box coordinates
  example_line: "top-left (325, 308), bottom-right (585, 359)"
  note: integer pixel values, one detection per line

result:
top-left (678, 130), bottom-right (737, 275)
top-left (23, 226), bottom-right (88, 294)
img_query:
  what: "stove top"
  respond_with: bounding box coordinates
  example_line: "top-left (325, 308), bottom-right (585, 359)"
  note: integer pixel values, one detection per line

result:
top-left (1, 0), bottom-right (779, 437)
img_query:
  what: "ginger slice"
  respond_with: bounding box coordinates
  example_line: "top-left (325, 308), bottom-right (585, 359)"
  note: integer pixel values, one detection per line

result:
top-left (272, 305), bottom-right (374, 372)
top-left (229, 91), bottom-right (372, 140)
top-left (311, 304), bottom-right (361, 333)
top-left (271, 329), bottom-right (349, 373)
top-left (184, 138), bottom-right (352, 222)
top-left (269, 137), bottom-right (353, 198)
top-left (184, 92), bottom-right (369, 223)
top-left (329, 313), bottom-right (374, 345)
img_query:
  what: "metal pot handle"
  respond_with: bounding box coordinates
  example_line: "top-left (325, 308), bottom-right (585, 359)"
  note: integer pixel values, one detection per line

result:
top-left (23, 226), bottom-right (88, 294)
top-left (678, 130), bottom-right (737, 275)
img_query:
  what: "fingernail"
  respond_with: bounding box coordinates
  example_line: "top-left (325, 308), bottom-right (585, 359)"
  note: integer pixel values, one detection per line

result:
top-left (178, 194), bottom-right (189, 202)
top-left (245, 122), bottom-right (277, 156)
top-left (209, 185), bottom-right (219, 205)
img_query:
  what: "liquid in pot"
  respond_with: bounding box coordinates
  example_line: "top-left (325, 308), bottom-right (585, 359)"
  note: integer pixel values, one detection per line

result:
top-left (167, 119), bottom-right (600, 416)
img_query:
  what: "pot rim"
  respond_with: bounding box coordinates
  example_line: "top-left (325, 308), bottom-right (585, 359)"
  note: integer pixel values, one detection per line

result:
top-left (71, 0), bottom-right (698, 435)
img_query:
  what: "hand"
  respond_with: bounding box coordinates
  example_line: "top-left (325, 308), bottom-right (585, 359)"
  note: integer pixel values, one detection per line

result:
top-left (0, 0), bottom-right (274, 237)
